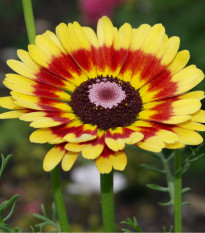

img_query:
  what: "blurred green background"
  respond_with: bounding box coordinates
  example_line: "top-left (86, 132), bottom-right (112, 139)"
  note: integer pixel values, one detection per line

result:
top-left (0, 0), bottom-right (205, 231)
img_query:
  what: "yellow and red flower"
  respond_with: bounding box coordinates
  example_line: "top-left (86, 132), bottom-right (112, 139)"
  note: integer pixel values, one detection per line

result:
top-left (0, 16), bottom-right (204, 173)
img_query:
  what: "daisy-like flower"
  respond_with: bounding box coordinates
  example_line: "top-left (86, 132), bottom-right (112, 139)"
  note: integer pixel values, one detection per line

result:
top-left (0, 16), bottom-right (205, 174)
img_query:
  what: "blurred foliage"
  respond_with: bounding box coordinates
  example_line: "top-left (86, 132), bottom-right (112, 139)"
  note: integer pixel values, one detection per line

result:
top-left (0, 155), bottom-right (60, 232)
top-left (0, 154), bottom-right (21, 232)
top-left (32, 203), bottom-right (60, 232)
top-left (121, 216), bottom-right (173, 233)
top-left (121, 217), bottom-right (143, 232)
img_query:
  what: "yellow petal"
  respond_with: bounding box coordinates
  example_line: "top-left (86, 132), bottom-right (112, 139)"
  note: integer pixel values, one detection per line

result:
top-left (11, 91), bottom-right (72, 112)
top-left (112, 151), bottom-right (127, 171)
top-left (105, 128), bottom-right (144, 151)
top-left (163, 115), bottom-right (191, 124)
top-left (172, 66), bottom-right (204, 94)
top-left (17, 49), bottom-right (40, 72)
top-left (43, 146), bottom-right (65, 171)
top-left (61, 151), bottom-right (79, 171)
top-left (141, 24), bottom-right (165, 55)
top-left (28, 44), bottom-right (49, 68)
top-left (156, 36), bottom-right (180, 65)
top-left (82, 144), bottom-right (104, 159)
top-left (123, 131), bottom-right (144, 144)
top-left (177, 121), bottom-right (205, 131)
top-left (49, 137), bottom-right (65, 144)
top-left (157, 129), bottom-right (179, 144)
top-left (83, 27), bottom-right (99, 49)
top-left (95, 156), bottom-right (113, 174)
top-left (4, 74), bottom-right (34, 94)
top-left (63, 123), bottom-right (97, 143)
top-left (179, 91), bottom-right (205, 100)
top-left (105, 138), bottom-right (125, 151)
top-left (130, 24), bottom-right (151, 51)
top-left (20, 111), bottom-right (46, 122)
top-left (97, 16), bottom-right (114, 47)
top-left (30, 128), bottom-right (56, 143)
top-left (64, 133), bottom-right (96, 143)
top-left (166, 50), bottom-right (190, 75)
top-left (0, 110), bottom-right (26, 119)
top-left (191, 110), bottom-right (205, 123)
top-left (7, 60), bottom-right (36, 80)
top-left (0, 96), bottom-right (22, 110)
top-left (56, 23), bottom-right (71, 54)
top-left (35, 34), bottom-right (62, 58)
top-left (137, 136), bottom-right (165, 153)
top-left (30, 118), bottom-right (63, 128)
top-left (172, 99), bottom-right (201, 115)
top-left (138, 109), bottom-right (191, 124)
top-left (114, 23), bottom-right (132, 50)
top-left (172, 127), bottom-right (203, 145)
top-left (68, 22), bottom-right (91, 51)
top-left (65, 143), bottom-right (84, 152)
top-left (43, 30), bottom-right (66, 53)
top-left (165, 142), bottom-right (185, 149)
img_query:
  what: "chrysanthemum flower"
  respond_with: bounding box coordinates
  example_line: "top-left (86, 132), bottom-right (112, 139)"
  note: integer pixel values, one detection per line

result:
top-left (0, 16), bottom-right (205, 173)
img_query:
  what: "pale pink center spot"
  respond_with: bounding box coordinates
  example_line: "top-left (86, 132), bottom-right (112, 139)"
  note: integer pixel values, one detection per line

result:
top-left (88, 81), bottom-right (126, 109)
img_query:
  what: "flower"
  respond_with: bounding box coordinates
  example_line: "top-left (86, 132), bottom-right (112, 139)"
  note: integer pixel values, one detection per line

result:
top-left (0, 16), bottom-right (205, 174)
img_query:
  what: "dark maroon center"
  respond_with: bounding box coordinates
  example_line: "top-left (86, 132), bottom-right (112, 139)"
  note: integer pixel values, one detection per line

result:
top-left (70, 76), bottom-right (143, 130)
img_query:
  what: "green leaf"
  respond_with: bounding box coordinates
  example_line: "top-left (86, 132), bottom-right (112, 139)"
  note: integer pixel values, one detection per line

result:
top-left (167, 152), bottom-right (175, 162)
top-left (0, 224), bottom-right (14, 232)
top-left (35, 222), bottom-right (47, 228)
top-left (141, 164), bottom-right (165, 174)
top-left (51, 203), bottom-right (57, 222)
top-left (0, 194), bottom-right (20, 214)
top-left (158, 200), bottom-right (172, 206)
top-left (121, 217), bottom-right (143, 233)
top-left (182, 187), bottom-right (191, 193)
top-left (0, 223), bottom-right (21, 232)
top-left (121, 228), bottom-right (133, 233)
top-left (3, 195), bottom-right (20, 222)
top-left (0, 154), bottom-right (12, 179)
top-left (40, 204), bottom-right (47, 217)
top-left (176, 153), bottom-right (205, 175)
top-left (189, 146), bottom-right (197, 155)
top-left (33, 213), bottom-right (48, 222)
top-left (176, 161), bottom-right (190, 175)
top-left (33, 204), bottom-right (60, 232)
top-left (182, 201), bottom-right (190, 206)
top-left (146, 184), bottom-right (168, 192)
top-left (189, 153), bottom-right (205, 162)
top-left (163, 225), bottom-right (173, 232)
top-left (30, 226), bottom-right (36, 233)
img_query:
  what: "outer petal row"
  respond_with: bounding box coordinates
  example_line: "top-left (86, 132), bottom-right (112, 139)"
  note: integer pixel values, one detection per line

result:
top-left (43, 143), bottom-right (79, 172)
top-left (43, 143), bottom-right (127, 174)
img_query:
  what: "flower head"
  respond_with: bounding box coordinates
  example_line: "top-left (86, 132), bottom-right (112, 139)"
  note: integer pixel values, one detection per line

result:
top-left (0, 16), bottom-right (204, 173)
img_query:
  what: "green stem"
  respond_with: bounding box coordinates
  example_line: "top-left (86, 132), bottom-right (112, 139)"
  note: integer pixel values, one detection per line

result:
top-left (22, 1), bottom-right (70, 231)
top-left (174, 149), bottom-right (182, 232)
top-left (158, 153), bottom-right (174, 204)
top-left (22, 0), bottom-right (36, 44)
top-left (51, 167), bottom-right (70, 232)
top-left (100, 171), bottom-right (116, 232)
